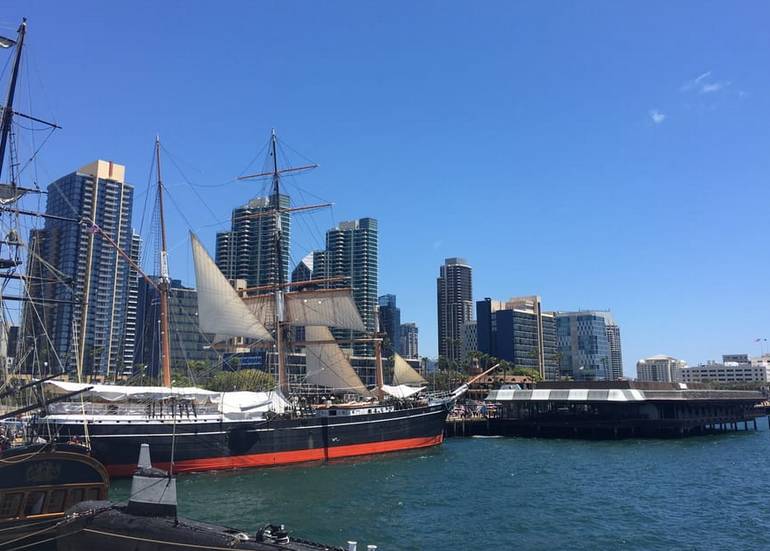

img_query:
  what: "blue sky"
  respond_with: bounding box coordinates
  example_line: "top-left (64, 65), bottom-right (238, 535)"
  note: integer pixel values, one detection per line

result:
top-left (2, 1), bottom-right (769, 375)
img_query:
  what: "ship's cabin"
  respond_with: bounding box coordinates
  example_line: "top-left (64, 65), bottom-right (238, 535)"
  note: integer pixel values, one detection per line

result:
top-left (0, 444), bottom-right (109, 525)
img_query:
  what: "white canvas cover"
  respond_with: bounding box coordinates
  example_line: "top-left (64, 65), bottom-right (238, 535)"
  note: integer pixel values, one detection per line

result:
top-left (190, 233), bottom-right (273, 343)
top-left (382, 384), bottom-right (425, 399)
top-left (304, 326), bottom-right (371, 397)
top-left (215, 391), bottom-right (289, 414)
top-left (392, 353), bottom-right (427, 386)
top-left (44, 380), bottom-right (220, 403)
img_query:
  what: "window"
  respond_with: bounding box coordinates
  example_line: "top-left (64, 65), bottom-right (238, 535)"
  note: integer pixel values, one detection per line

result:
top-left (86, 487), bottom-right (101, 501)
top-left (23, 491), bottom-right (46, 516)
top-left (47, 490), bottom-right (67, 513)
top-left (0, 493), bottom-right (23, 519)
top-left (64, 488), bottom-right (85, 509)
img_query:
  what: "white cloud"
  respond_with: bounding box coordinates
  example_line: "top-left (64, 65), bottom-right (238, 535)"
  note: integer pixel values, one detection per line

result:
top-left (680, 71), bottom-right (712, 92)
top-left (681, 71), bottom-right (731, 95)
top-left (649, 109), bottom-right (666, 125)
top-left (700, 81), bottom-right (731, 94)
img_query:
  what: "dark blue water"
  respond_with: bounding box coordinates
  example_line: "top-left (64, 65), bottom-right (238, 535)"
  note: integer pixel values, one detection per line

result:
top-left (112, 420), bottom-right (770, 550)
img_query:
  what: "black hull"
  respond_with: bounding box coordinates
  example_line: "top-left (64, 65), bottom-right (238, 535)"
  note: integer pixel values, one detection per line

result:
top-left (41, 404), bottom-right (449, 476)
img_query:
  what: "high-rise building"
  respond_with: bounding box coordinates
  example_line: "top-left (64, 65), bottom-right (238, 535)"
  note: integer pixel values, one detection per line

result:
top-left (135, 277), bottom-right (219, 378)
top-left (22, 161), bottom-right (138, 376)
top-left (437, 257), bottom-right (473, 362)
top-left (476, 296), bottom-right (558, 379)
top-left (378, 294), bottom-right (400, 356)
top-left (312, 218), bottom-right (378, 350)
top-left (556, 311), bottom-right (621, 380)
top-left (460, 321), bottom-right (478, 361)
top-left (399, 322), bottom-right (419, 359)
top-left (215, 194), bottom-right (291, 289)
top-left (636, 355), bottom-right (687, 382)
top-left (605, 320), bottom-right (624, 379)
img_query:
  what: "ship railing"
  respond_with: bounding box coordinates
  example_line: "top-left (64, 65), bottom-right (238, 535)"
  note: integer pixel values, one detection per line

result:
top-left (46, 401), bottom-right (222, 418)
top-left (424, 390), bottom-right (455, 401)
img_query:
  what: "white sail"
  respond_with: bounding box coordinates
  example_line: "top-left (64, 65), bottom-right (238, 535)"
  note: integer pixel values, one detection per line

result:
top-left (243, 288), bottom-right (365, 332)
top-left (304, 325), bottom-right (371, 397)
top-left (382, 384), bottom-right (424, 399)
top-left (190, 233), bottom-right (273, 343)
top-left (392, 353), bottom-right (427, 386)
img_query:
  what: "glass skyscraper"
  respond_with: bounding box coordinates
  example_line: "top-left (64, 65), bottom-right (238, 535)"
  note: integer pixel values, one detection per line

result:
top-left (476, 296), bottom-right (558, 379)
top-left (22, 161), bottom-right (139, 376)
top-left (311, 218), bottom-right (378, 352)
top-left (555, 311), bottom-right (622, 380)
top-left (437, 257), bottom-right (473, 362)
top-left (215, 194), bottom-right (291, 289)
top-left (377, 294), bottom-right (400, 356)
top-left (135, 277), bottom-right (219, 378)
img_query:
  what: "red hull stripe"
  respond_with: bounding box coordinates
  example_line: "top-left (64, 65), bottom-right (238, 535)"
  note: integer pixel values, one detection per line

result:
top-left (107, 434), bottom-right (444, 477)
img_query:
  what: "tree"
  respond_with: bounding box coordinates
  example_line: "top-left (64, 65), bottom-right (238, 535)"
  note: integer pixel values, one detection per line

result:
top-left (206, 369), bottom-right (275, 392)
top-left (511, 366), bottom-right (543, 382)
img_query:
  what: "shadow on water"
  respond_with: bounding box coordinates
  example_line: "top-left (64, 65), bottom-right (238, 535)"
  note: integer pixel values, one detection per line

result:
top-left (111, 418), bottom-right (770, 551)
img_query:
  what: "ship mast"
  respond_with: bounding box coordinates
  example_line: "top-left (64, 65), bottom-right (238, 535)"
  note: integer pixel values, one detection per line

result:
top-left (270, 130), bottom-right (288, 394)
top-left (0, 18), bottom-right (25, 185)
top-left (155, 137), bottom-right (172, 387)
top-left (0, 20), bottom-right (25, 380)
top-left (373, 305), bottom-right (384, 399)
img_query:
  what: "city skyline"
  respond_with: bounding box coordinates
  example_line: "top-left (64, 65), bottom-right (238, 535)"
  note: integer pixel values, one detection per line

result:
top-left (2, 2), bottom-right (768, 374)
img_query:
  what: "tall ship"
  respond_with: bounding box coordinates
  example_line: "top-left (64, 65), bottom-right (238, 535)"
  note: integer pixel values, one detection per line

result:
top-left (32, 131), bottom-right (475, 476)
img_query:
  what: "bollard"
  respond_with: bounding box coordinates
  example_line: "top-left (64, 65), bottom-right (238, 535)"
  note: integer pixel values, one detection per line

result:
top-left (367, 546), bottom-right (377, 551)
top-left (348, 542), bottom-right (357, 551)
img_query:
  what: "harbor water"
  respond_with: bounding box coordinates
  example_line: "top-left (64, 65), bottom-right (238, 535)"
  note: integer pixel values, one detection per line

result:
top-left (111, 421), bottom-right (770, 550)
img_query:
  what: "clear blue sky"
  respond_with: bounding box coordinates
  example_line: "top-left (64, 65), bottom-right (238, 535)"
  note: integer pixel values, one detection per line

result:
top-left (3, 1), bottom-right (769, 375)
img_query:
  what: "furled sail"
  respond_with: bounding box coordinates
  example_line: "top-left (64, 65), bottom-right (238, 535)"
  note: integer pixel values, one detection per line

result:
top-left (243, 288), bottom-right (366, 332)
top-left (190, 232), bottom-right (273, 343)
top-left (0, 183), bottom-right (26, 205)
top-left (392, 353), bottom-right (427, 386)
top-left (304, 325), bottom-right (371, 396)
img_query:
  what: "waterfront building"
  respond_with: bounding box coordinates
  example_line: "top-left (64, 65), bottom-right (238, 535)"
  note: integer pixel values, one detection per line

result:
top-left (215, 194), bottom-right (291, 289)
top-left (460, 320), bottom-right (478, 361)
top-left (484, 380), bottom-right (765, 438)
top-left (678, 361), bottom-right (770, 384)
top-left (311, 218), bottom-right (378, 351)
top-left (636, 355), bottom-right (687, 383)
top-left (21, 161), bottom-right (139, 376)
top-left (476, 296), bottom-right (558, 380)
top-left (437, 257), bottom-right (473, 362)
top-left (400, 322), bottom-right (419, 359)
top-left (378, 294), bottom-right (400, 356)
top-left (135, 277), bottom-right (219, 378)
top-left (556, 311), bottom-right (621, 381)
